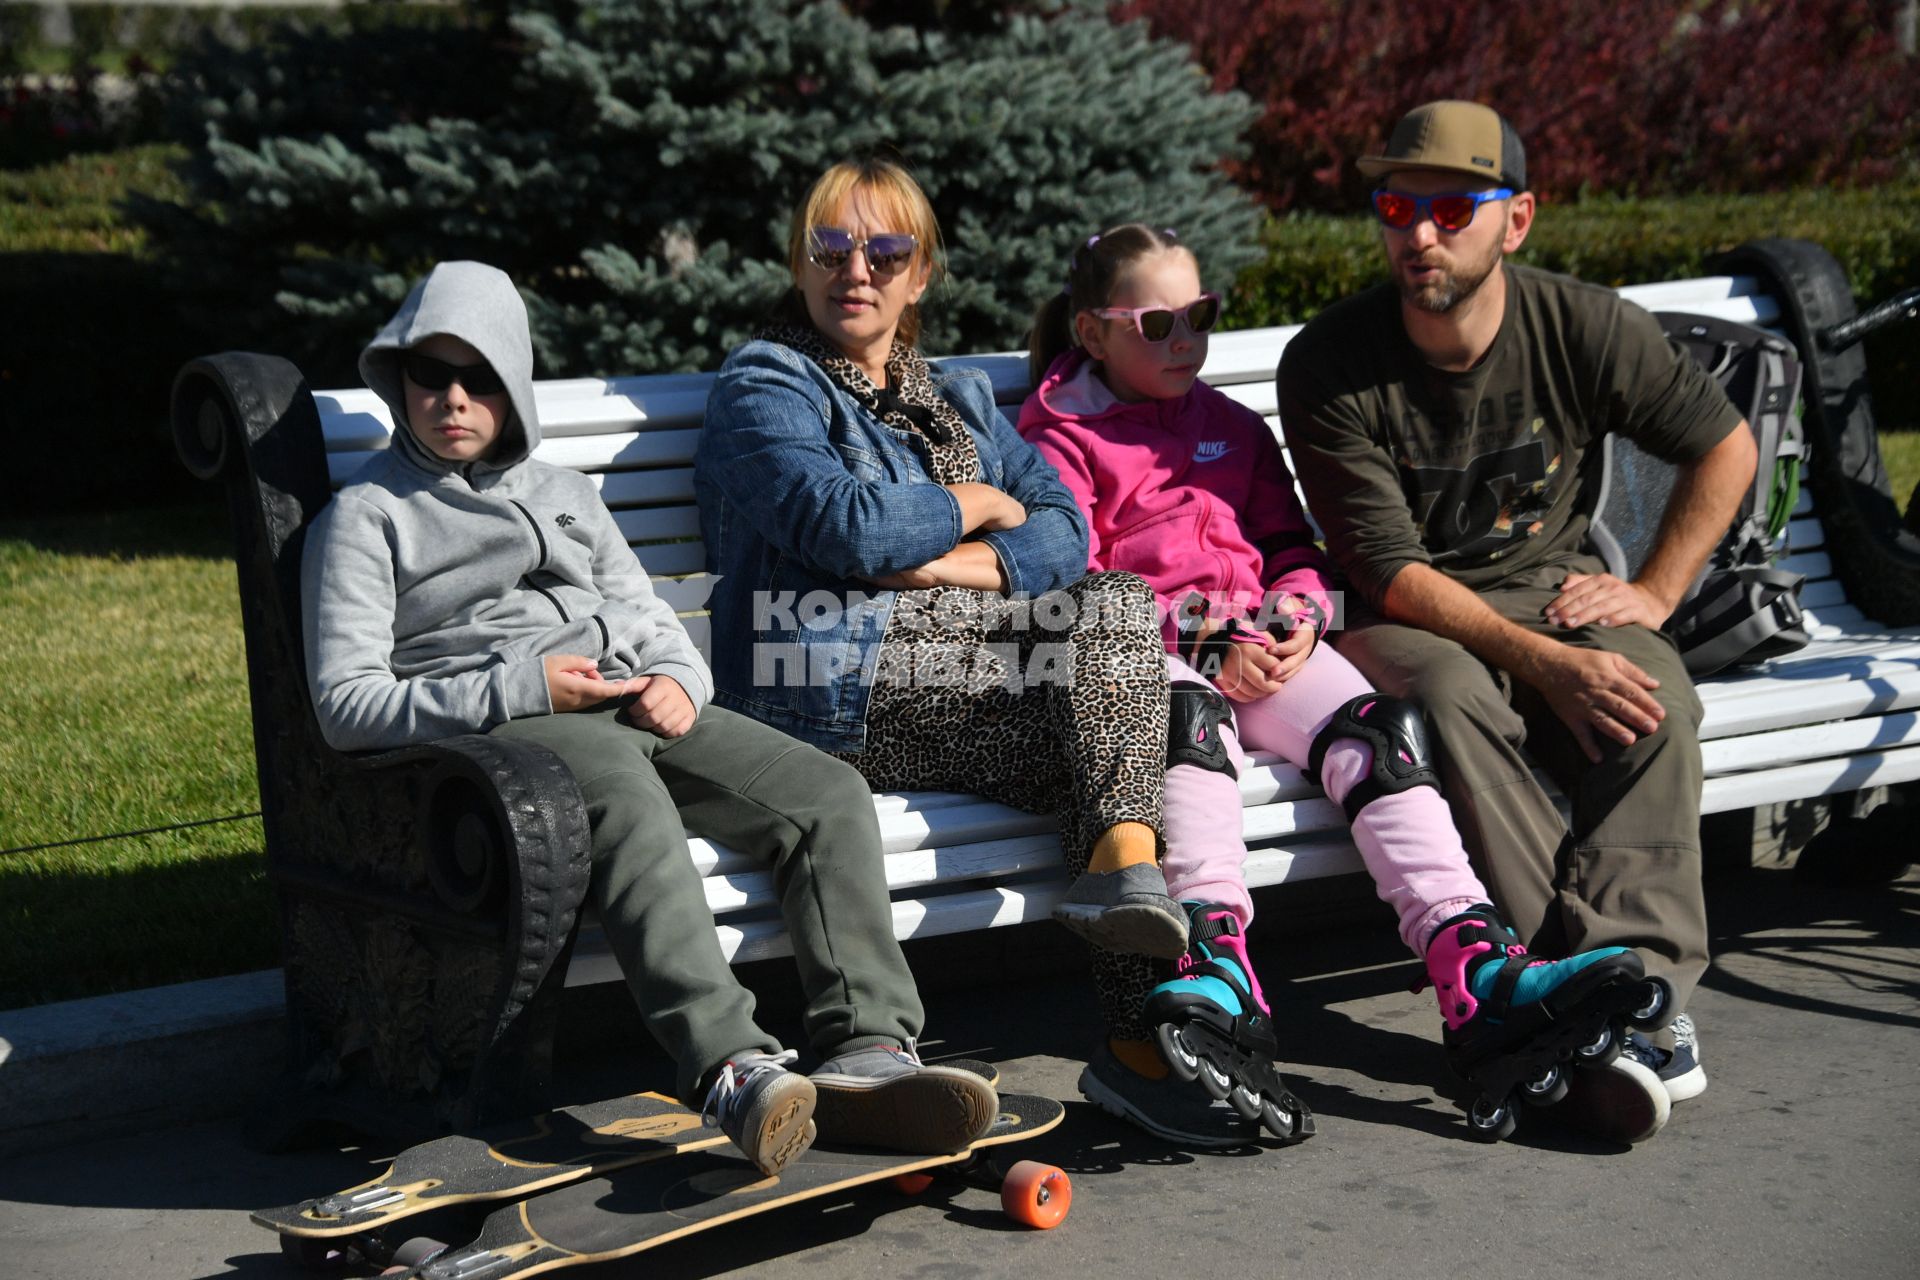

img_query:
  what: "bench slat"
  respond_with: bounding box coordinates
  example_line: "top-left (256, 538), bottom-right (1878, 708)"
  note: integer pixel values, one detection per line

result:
top-left (568, 836), bottom-right (1374, 977)
top-left (1702, 711), bottom-right (1920, 774)
top-left (705, 791), bottom-right (1356, 918)
top-left (1777, 549), bottom-right (1833, 580)
top-left (1698, 656), bottom-right (1920, 739)
top-left (1701, 742), bottom-right (1920, 814)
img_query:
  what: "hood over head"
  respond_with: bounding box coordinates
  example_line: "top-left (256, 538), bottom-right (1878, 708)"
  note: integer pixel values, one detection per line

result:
top-left (359, 261), bottom-right (540, 472)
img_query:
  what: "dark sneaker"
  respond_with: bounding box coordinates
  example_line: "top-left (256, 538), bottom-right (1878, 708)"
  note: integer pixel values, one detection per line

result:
top-left (1052, 863), bottom-right (1190, 959)
top-left (1628, 1015), bottom-right (1708, 1103)
top-left (1552, 1052), bottom-right (1671, 1145)
top-left (1077, 1042), bottom-right (1256, 1149)
top-left (699, 1049), bottom-right (816, 1176)
top-left (810, 1041), bottom-right (998, 1153)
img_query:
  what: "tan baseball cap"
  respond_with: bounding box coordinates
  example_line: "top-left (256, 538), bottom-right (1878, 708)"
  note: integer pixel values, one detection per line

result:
top-left (1358, 101), bottom-right (1527, 190)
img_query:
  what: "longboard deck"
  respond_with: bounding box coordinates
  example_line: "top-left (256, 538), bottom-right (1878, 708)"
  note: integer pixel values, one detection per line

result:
top-left (397, 1093), bottom-right (1064, 1280)
top-left (255, 1059), bottom-right (1002, 1240)
top-left (253, 1091), bottom-right (721, 1238)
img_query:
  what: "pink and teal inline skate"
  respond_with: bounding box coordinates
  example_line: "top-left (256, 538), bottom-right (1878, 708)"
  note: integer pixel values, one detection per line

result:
top-left (1425, 904), bottom-right (1673, 1142)
top-left (1142, 902), bottom-right (1314, 1143)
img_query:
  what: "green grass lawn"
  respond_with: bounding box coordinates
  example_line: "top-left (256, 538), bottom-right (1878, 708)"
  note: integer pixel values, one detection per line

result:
top-left (0, 143), bottom-right (185, 254)
top-left (1880, 429), bottom-right (1920, 513)
top-left (0, 505), bottom-right (275, 1009)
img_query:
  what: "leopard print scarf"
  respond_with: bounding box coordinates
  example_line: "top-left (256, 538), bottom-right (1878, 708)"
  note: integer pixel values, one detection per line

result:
top-left (757, 322), bottom-right (980, 483)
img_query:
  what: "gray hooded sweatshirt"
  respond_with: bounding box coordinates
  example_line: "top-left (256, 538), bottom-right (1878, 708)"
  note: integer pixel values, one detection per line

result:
top-left (300, 261), bottom-right (712, 752)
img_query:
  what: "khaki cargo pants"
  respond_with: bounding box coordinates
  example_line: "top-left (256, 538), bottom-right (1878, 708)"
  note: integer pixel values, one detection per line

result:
top-left (1334, 556), bottom-right (1708, 1043)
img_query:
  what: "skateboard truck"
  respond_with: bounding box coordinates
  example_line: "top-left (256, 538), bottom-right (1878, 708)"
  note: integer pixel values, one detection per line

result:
top-left (313, 1186), bottom-right (408, 1218)
top-left (420, 1250), bottom-right (515, 1279)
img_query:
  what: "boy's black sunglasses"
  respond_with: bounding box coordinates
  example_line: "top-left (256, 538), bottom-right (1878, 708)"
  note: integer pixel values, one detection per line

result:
top-left (402, 352), bottom-right (507, 397)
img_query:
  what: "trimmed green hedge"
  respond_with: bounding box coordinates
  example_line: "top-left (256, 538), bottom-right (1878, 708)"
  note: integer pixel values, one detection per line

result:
top-left (1231, 183), bottom-right (1920, 428)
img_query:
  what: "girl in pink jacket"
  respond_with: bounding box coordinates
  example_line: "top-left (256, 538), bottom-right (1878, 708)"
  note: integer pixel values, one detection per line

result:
top-left (1020, 224), bottom-right (1673, 1147)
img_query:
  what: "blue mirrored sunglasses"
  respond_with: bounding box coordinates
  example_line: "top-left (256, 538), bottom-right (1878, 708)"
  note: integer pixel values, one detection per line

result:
top-left (807, 227), bottom-right (919, 274)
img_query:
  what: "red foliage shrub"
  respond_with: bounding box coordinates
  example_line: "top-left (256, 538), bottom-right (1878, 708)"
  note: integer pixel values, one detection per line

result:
top-left (1120, 0), bottom-right (1920, 209)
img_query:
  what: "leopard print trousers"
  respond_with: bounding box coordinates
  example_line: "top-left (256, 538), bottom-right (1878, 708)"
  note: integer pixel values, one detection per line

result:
top-left (843, 571), bottom-right (1171, 1040)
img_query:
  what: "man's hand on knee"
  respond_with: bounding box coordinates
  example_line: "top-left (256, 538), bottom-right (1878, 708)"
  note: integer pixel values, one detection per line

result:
top-left (1531, 645), bottom-right (1666, 762)
top-left (1545, 572), bottom-right (1671, 631)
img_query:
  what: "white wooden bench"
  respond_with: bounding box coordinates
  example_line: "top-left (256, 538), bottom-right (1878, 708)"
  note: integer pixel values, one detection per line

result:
top-left (308, 273), bottom-right (1920, 987)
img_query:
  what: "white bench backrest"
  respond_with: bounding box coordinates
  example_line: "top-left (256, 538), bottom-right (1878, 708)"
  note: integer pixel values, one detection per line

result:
top-left (315, 275), bottom-right (1843, 657)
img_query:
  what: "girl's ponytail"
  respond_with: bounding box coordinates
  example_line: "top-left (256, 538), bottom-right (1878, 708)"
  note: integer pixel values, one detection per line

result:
top-left (1025, 224), bottom-right (1187, 390)
top-left (1027, 292), bottom-right (1076, 389)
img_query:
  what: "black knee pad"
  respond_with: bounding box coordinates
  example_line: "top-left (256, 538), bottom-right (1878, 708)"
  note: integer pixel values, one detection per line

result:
top-left (1168, 680), bottom-right (1237, 779)
top-left (1306, 693), bottom-right (1440, 822)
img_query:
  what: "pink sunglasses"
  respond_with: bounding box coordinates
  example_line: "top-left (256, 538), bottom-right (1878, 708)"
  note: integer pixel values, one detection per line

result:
top-left (1092, 292), bottom-right (1222, 343)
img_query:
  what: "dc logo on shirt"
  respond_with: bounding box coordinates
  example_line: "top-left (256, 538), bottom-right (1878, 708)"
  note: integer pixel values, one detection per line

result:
top-left (1192, 441), bottom-right (1232, 463)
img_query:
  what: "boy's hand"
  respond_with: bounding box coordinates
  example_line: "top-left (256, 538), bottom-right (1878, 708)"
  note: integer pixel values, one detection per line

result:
top-left (619, 675), bottom-right (697, 738)
top-left (545, 654), bottom-right (617, 713)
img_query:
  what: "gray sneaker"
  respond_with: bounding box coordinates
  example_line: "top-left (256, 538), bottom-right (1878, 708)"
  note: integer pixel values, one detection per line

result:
top-left (810, 1041), bottom-right (999, 1154)
top-left (699, 1049), bottom-right (817, 1176)
top-left (1052, 863), bottom-right (1190, 959)
top-left (1077, 1042), bottom-right (1256, 1149)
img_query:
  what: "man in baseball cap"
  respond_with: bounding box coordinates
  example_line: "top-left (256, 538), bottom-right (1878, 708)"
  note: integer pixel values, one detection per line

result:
top-left (1359, 98), bottom-right (1528, 190)
top-left (1279, 101), bottom-right (1759, 1144)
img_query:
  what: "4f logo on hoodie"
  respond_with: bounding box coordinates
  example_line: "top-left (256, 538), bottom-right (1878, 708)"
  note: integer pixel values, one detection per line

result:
top-left (554, 513), bottom-right (577, 529)
top-left (1192, 441), bottom-right (1232, 464)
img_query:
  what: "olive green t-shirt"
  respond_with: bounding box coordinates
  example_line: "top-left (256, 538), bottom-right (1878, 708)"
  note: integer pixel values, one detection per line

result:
top-left (1277, 265), bottom-right (1742, 609)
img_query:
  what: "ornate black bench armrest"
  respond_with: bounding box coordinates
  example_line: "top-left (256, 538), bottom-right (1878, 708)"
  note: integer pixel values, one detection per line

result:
top-left (172, 353), bottom-right (593, 1146)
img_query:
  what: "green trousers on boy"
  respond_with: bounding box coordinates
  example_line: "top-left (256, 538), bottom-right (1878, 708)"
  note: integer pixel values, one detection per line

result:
top-left (1334, 556), bottom-right (1709, 1044)
top-left (492, 702), bottom-right (924, 1104)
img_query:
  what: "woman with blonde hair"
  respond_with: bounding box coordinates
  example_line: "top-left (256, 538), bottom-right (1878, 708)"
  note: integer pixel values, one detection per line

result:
top-left (696, 158), bottom-right (1278, 1147)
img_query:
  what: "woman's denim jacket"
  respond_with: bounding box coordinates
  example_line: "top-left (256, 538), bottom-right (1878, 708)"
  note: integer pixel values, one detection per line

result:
top-left (695, 339), bottom-right (1091, 752)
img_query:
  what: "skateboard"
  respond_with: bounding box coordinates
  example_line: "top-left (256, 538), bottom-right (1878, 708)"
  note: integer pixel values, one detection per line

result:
top-left (388, 1092), bottom-right (1067, 1279)
top-left (258, 1060), bottom-right (1002, 1269)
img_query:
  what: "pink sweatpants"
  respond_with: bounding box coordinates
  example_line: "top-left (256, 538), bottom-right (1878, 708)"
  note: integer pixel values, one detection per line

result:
top-left (1162, 645), bottom-right (1487, 956)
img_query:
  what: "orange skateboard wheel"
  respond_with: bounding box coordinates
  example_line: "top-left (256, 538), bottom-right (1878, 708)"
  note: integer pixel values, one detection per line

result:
top-left (891, 1172), bottom-right (937, 1195)
top-left (999, 1160), bottom-right (1070, 1229)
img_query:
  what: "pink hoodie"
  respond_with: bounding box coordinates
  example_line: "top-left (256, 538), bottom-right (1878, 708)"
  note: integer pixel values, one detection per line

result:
top-left (1018, 350), bottom-right (1336, 652)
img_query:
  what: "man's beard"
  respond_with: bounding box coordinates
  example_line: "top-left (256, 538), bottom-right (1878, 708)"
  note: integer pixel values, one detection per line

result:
top-left (1397, 239), bottom-right (1502, 313)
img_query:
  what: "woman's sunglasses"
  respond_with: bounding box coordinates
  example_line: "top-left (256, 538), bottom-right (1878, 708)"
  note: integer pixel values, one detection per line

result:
top-left (1370, 188), bottom-right (1514, 233)
top-left (402, 352), bottom-right (507, 397)
top-left (1093, 293), bottom-right (1222, 344)
top-left (807, 227), bottom-right (919, 275)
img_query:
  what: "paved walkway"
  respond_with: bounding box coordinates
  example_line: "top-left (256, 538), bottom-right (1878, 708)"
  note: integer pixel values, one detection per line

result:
top-left (2, 865), bottom-right (1915, 1279)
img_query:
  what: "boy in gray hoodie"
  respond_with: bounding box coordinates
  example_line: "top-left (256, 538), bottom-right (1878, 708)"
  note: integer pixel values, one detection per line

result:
top-left (301, 261), bottom-right (996, 1175)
